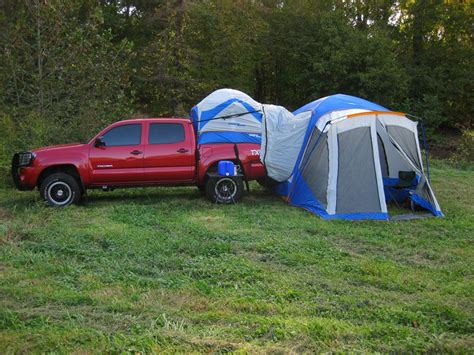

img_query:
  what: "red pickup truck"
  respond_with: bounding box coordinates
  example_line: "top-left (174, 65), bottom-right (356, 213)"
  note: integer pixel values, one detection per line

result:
top-left (12, 118), bottom-right (265, 207)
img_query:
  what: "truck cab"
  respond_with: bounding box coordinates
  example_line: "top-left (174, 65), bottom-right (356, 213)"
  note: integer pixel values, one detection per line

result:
top-left (12, 118), bottom-right (265, 206)
top-left (89, 118), bottom-right (197, 186)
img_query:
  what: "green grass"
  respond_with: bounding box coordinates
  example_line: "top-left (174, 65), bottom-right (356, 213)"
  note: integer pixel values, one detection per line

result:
top-left (1, 163), bottom-right (473, 352)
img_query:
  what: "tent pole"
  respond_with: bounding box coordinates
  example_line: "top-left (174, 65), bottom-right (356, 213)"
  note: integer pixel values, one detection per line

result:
top-left (420, 121), bottom-right (431, 182)
top-left (262, 105), bottom-right (269, 173)
top-left (198, 110), bottom-right (262, 124)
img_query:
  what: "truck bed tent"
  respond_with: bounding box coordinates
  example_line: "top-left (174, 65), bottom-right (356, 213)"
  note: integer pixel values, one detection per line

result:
top-left (268, 94), bottom-right (443, 221)
top-left (191, 89), bottom-right (263, 144)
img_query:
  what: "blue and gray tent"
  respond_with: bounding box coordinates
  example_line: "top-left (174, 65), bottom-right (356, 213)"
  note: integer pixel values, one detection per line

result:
top-left (190, 89), bottom-right (263, 144)
top-left (262, 94), bottom-right (443, 221)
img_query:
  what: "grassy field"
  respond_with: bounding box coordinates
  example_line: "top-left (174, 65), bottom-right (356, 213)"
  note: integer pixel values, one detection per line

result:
top-left (1, 162), bottom-right (473, 353)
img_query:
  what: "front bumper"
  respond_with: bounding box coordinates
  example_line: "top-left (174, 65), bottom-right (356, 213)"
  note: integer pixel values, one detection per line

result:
top-left (11, 153), bottom-right (35, 190)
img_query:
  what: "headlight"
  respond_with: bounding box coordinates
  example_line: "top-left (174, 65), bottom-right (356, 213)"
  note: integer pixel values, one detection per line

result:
top-left (16, 152), bottom-right (35, 166)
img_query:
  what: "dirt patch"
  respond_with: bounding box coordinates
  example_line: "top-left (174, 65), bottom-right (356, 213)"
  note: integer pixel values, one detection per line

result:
top-left (428, 129), bottom-right (464, 160)
top-left (140, 289), bottom-right (211, 313)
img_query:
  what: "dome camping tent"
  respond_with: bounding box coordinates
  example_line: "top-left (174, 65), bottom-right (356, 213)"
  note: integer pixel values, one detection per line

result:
top-left (262, 94), bottom-right (443, 221)
top-left (190, 89), bottom-right (263, 144)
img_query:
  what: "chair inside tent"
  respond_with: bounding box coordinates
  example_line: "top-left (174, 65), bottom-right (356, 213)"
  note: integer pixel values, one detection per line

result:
top-left (190, 89), bottom-right (263, 144)
top-left (267, 94), bottom-right (443, 221)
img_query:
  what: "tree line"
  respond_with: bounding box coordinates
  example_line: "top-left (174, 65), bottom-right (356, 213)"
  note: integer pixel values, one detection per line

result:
top-left (0, 0), bottom-right (472, 169)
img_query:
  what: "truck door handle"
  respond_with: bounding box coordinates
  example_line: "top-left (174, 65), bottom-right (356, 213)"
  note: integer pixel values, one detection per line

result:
top-left (177, 148), bottom-right (189, 153)
top-left (130, 150), bottom-right (143, 155)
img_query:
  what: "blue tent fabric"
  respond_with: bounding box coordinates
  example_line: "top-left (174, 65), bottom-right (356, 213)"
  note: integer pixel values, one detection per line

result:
top-left (197, 131), bottom-right (261, 144)
top-left (191, 89), bottom-right (263, 145)
top-left (293, 94), bottom-right (388, 119)
top-left (411, 194), bottom-right (444, 217)
top-left (287, 171), bottom-right (331, 218)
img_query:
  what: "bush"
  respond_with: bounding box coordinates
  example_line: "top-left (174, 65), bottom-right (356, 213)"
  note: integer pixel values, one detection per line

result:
top-left (399, 95), bottom-right (446, 133)
top-left (450, 130), bottom-right (474, 169)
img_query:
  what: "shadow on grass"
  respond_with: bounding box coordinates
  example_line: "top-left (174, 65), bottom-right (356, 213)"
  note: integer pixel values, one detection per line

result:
top-left (85, 189), bottom-right (201, 202)
top-left (81, 185), bottom-right (274, 207)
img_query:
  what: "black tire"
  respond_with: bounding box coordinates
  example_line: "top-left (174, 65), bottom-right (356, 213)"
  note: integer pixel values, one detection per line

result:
top-left (40, 173), bottom-right (82, 207)
top-left (205, 176), bottom-right (244, 204)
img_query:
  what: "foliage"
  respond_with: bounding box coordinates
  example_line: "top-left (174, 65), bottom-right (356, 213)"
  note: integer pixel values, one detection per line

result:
top-left (0, 164), bottom-right (473, 352)
top-left (0, 0), bottom-right (473, 162)
top-left (394, 0), bottom-right (473, 131)
top-left (0, 0), bottom-right (135, 166)
top-left (450, 129), bottom-right (474, 169)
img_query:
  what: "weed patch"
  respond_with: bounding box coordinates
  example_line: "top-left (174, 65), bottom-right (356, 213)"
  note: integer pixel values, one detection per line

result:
top-left (0, 163), bottom-right (473, 352)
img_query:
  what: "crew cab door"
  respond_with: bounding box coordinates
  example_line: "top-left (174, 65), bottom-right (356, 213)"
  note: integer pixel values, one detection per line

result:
top-left (143, 122), bottom-right (195, 183)
top-left (89, 123), bottom-right (144, 185)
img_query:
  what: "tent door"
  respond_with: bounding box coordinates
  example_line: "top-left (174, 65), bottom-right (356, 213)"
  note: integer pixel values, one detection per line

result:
top-left (376, 117), bottom-right (442, 216)
top-left (328, 117), bottom-right (387, 216)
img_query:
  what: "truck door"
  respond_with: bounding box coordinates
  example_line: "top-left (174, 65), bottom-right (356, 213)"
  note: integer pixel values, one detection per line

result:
top-left (89, 123), bottom-right (144, 184)
top-left (143, 122), bottom-right (195, 183)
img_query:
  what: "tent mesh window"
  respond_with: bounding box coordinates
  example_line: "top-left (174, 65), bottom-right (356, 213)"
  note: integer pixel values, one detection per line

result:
top-left (301, 130), bottom-right (329, 208)
top-left (387, 125), bottom-right (421, 169)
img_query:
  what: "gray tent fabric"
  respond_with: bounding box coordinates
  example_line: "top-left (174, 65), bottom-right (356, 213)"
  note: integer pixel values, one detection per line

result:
top-left (261, 105), bottom-right (311, 182)
top-left (336, 127), bottom-right (381, 214)
top-left (377, 134), bottom-right (389, 177)
top-left (379, 116), bottom-right (442, 215)
top-left (416, 175), bottom-right (440, 211)
top-left (302, 130), bottom-right (329, 208)
top-left (387, 125), bottom-right (422, 170)
top-left (376, 120), bottom-right (413, 179)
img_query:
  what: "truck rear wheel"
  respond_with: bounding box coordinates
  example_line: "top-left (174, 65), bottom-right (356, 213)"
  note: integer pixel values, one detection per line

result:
top-left (205, 176), bottom-right (243, 204)
top-left (40, 173), bottom-right (82, 207)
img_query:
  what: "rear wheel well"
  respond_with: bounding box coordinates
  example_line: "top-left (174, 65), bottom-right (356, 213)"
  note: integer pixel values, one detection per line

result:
top-left (206, 160), bottom-right (242, 173)
top-left (37, 165), bottom-right (83, 193)
top-left (203, 160), bottom-right (242, 185)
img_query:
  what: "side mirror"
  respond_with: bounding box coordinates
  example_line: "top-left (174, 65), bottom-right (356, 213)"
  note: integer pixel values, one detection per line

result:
top-left (95, 136), bottom-right (106, 148)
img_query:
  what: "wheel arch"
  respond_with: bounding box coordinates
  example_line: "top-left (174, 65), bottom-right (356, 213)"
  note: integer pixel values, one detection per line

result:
top-left (202, 159), bottom-right (242, 184)
top-left (37, 164), bottom-right (84, 192)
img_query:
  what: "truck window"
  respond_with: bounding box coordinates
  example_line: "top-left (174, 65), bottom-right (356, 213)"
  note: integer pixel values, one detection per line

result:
top-left (102, 124), bottom-right (141, 146)
top-left (149, 123), bottom-right (185, 144)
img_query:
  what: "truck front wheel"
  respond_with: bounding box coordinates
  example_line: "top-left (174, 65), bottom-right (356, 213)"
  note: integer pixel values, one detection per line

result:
top-left (205, 176), bottom-right (243, 204)
top-left (40, 173), bottom-right (82, 207)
